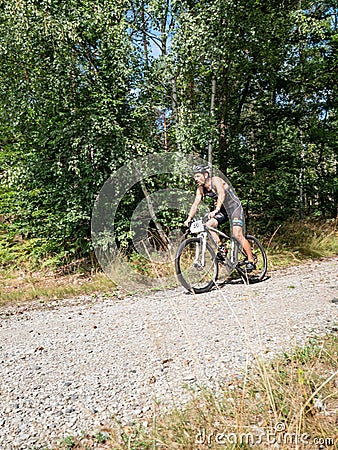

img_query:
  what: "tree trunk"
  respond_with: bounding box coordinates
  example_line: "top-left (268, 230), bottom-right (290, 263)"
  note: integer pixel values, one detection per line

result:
top-left (208, 75), bottom-right (216, 171)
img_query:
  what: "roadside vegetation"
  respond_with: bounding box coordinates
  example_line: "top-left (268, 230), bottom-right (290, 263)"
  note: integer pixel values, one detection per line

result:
top-left (265, 218), bottom-right (338, 270)
top-left (47, 333), bottom-right (338, 450)
top-left (0, 218), bottom-right (337, 307)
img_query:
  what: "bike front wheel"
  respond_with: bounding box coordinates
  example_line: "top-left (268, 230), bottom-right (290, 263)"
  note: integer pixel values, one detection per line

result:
top-left (236, 235), bottom-right (267, 282)
top-left (175, 237), bottom-right (218, 294)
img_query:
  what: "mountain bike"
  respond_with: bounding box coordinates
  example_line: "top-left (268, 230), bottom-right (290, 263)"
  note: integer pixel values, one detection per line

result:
top-left (175, 216), bottom-right (267, 294)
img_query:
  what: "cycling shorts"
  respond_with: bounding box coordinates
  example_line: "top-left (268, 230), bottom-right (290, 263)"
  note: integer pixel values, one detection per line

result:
top-left (214, 206), bottom-right (244, 228)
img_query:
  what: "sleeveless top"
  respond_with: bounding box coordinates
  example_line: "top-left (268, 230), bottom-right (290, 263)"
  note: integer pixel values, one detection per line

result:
top-left (201, 178), bottom-right (243, 219)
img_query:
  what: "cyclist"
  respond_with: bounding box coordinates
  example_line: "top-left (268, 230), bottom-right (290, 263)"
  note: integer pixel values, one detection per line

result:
top-left (184, 164), bottom-right (256, 270)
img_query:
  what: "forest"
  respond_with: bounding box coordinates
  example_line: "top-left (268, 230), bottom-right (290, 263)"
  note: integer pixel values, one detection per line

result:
top-left (0, 0), bottom-right (337, 268)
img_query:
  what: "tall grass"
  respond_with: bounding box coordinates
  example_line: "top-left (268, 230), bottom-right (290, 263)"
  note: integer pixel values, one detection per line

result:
top-left (265, 218), bottom-right (338, 270)
top-left (0, 271), bottom-right (117, 307)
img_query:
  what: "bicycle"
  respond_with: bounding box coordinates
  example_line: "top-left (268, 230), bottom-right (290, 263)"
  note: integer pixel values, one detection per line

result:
top-left (175, 216), bottom-right (267, 293)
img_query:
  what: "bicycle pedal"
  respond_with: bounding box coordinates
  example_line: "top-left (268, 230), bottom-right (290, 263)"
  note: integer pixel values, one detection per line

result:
top-left (245, 262), bottom-right (256, 272)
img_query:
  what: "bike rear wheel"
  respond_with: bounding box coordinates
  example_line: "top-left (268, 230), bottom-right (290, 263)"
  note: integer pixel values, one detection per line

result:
top-left (175, 237), bottom-right (218, 293)
top-left (236, 235), bottom-right (267, 282)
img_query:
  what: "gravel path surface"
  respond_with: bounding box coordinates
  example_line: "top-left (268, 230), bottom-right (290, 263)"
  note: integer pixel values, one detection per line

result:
top-left (0, 257), bottom-right (337, 449)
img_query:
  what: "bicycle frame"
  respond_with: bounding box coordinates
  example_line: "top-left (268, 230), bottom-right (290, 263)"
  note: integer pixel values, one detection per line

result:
top-left (193, 232), bottom-right (208, 267)
top-left (195, 224), bottom-right (240, 269)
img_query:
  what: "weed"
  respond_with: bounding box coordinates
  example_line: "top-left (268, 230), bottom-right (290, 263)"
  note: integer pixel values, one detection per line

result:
top-left (94, 431), bottom-right (111, 443)
top-left (0, 270), bottom-right (117, 306)
top-left (59, 435), bottom-right (76, 449)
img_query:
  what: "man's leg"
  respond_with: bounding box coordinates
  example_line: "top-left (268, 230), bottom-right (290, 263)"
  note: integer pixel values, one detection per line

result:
top-left (206, 218), bottom-right (220, 246)
top-left (232, 226), bottom-right (255, 263)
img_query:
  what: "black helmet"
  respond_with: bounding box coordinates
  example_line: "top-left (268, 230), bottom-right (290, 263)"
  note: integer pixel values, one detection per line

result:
top-left (193, 164), bottom-right (211, 174)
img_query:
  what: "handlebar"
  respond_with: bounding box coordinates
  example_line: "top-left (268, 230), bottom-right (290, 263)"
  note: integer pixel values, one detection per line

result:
top-left (186, 214), bottom-right (210, 228)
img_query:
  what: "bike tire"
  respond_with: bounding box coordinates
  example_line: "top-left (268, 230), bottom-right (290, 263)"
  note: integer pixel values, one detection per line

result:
top-left (175, 237), bottom-right (218, 294)
top-left (236, 235), bottom-right (267, 282)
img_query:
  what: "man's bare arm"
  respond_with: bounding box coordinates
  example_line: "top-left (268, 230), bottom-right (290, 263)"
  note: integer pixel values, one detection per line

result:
top-left (184, 188), bottom-right (203, 226)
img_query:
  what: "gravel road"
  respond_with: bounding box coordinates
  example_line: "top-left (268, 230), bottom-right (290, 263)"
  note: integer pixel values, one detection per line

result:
top-left (0, 257), bottom-right (337, 449)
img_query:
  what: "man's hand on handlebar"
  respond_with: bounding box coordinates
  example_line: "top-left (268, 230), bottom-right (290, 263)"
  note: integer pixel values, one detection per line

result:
top-left (208, 209), bottom-right (219, 220)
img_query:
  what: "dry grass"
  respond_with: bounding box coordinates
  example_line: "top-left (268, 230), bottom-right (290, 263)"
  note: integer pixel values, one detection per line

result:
top-left (265, 219), bottom-right (338, 271)
top-left (0, 269), bottom-right (117, 307)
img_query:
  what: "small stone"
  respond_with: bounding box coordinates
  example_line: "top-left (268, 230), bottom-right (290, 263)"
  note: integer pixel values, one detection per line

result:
top-left (183, 376), bottom-right (196, 382)
top-left (34, 346), bottom-right (44, 352)
top-left (314, 398), bottom-right (325, 411)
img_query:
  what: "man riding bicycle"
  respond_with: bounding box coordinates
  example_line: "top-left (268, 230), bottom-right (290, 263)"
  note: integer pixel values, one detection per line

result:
top-left (184, 164), bottom-right (256, 271)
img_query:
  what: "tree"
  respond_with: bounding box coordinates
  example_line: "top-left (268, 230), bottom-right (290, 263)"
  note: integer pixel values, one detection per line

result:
top-left (0, 0), bottom-right (137, 262)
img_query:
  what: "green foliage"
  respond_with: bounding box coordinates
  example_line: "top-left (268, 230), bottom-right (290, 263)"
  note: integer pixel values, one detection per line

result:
top-left (0, 0), bottom-right (138, 261)
top-left (168, 0), bottom-right (338, 223)
top-left (94, 432), bottom-right (111, 443)
top-left (59, 435), bottom-right (76, 449)
top-left (0, 0), bottom-right (337, 265)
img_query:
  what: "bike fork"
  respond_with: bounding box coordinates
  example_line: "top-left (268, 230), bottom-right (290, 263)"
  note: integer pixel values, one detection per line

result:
top-left (194, 233), bottom-right (207, 267)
